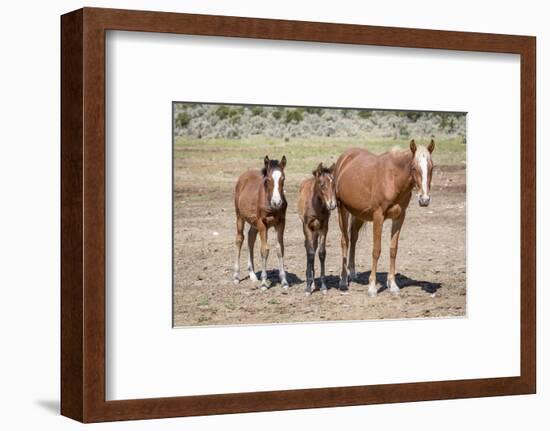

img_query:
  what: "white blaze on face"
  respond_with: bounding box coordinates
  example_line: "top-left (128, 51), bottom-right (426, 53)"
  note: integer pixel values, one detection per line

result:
top-left (418, 153), bottom-right (429, 198)
top-left (271, 170), bottom-right (283, 207)
top-left (327, 175), bottom-right (337, 209)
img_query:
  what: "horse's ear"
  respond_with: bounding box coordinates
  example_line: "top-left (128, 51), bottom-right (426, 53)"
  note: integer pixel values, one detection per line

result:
top-left (313, 162), bottom-right (323, 177)
top-left (311, 163), bottom-right (323, 177)
top-left (428, 139), bottom-right (435, 153)
top-left (409, 139), bottom-right (417, 154)
top-left (329, 163), bottom-right (336, 174)
top-left (280, 155), bottom-right (287, 169)
top-left (264, 155), bottom-right (270, 170)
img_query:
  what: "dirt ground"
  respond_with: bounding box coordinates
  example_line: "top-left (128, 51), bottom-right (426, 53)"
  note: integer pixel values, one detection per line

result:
top-left (173, 139), bottom-right (466, 326)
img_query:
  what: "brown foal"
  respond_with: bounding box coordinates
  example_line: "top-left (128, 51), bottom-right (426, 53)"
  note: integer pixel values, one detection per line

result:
top-left (297, 163), bottom-right (337, 295)
top-left (233, 156), bottom-right (289, 290)
top-left (334, 139), bottom-right (435, 296)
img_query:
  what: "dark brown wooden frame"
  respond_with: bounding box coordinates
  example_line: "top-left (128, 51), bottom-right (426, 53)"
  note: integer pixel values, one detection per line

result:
top-left (61, 7), bottom-right (536, 423)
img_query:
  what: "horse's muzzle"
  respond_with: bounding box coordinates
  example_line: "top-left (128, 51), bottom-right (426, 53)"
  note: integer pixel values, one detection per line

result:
top-left (418, 196), bottom-right (431, 207)
top-left (271, 199), bottom-right (283, 209)
top-left (327, 201), bottom-right (337, 211)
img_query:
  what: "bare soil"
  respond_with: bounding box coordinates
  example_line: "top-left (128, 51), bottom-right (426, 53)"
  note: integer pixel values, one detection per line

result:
top-left (173, 145), bottom-right (466, 327)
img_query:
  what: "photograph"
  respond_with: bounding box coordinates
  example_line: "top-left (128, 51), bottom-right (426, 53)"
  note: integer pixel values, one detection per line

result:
top-left (173, 103), bottom-right (467, 326)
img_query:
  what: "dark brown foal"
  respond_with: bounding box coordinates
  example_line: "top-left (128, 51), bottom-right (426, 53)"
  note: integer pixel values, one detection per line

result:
top-left (233, 156), bottom-right (288, 290)
top-left (297, 163), bottom-right (337, 295)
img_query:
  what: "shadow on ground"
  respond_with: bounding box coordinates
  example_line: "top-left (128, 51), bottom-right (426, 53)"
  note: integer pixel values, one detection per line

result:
top-left (34, 399), bottom-right (59, 415)
top-left (243, 269), bottom-right (304, 288)
top-left (351, 271), bottom-right (442, 294)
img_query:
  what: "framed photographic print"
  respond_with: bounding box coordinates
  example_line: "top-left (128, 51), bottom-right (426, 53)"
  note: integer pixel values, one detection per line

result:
top-left (61, 7), bottom-right (536, 423)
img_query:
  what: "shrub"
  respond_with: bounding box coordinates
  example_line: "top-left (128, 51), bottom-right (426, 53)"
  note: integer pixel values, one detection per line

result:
top-left (438, 113), bottom-right (456, 131)
top-left (340, 109), bottom-right (354, 118)
top-left (272, 108), bottom-right (284, 120)
top-left (214, 105), bottom-right (240, 120)
top-left (399, 125), bottom-right (410, 138)
top-left (305, 107), bottom-right (324, 115)
top-left (227, 129), bottom-right (240, 139)
top-left (285, 109), bottom-right (304, 124)
top-left (405, 111), bottom-right (422, 121)
top-left (358, 110), bottom-right (373, 119)
top-left (448, 118), bottom-right (456, 132)
top-left (249, 106), bottom-right (264, 117)
top-left (176, 111), bottom-right (191, 128)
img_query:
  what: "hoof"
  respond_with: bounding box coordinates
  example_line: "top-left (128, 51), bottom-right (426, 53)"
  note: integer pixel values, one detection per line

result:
top-left (232, 275), bottom-right (239, 285)
top-left (320, 286), bottom-right (328, 295)
top-left (367, 284), bottom-right (378, 297)
top-left (280, 271), bottom-right (288, 286)
top-left (260, 284), bottom-right (268, 292)
top-left (305, 291), bottom-right (311, 297)
top-left (339, 279), bottom-right (349, 292)
top-left (388, 279), bottom-right (400, 295)
top-left (249, 272), bottom-right (258, 282)
top-left (349, 270), bottom-right (358, 281)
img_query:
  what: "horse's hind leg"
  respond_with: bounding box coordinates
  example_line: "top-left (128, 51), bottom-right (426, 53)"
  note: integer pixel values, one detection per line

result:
top-left (276, 220), bottom-right (289, 289)
top-left (388, 212), bottom-right (405, 295)
top-left (337, 203), bottom-right (350, 293)
top-left (318, 224), bottom-right (328, 294)
top-left (348, 216), bottom-right (364, 281)
top-left (247, 225), bottom-right (258, 282)
top-left (232, 215), bottom-right (245, 284)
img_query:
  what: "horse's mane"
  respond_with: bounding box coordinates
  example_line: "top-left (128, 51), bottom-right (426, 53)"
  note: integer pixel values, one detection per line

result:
top-left (261, 160), bottom-right (282, 177)
top-left (388, 146), bottom-right (408, 156)
top-left (388, 146), bottom-right (413, 160)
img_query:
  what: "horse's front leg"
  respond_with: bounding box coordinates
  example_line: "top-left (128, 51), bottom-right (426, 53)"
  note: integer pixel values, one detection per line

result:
top-left (303, 224), bottom-right (315, 295)
top-left (318, 223), bottom-right (328, 293)
top-left (276, 220), bottom-right (289, 289)
top-left (232, 215), bottom-right (245, 284)
top-left (368, 211), bottom-right (384, 297)
top-left (258, 223), bottom-right (269, 291)
top-left (388, 213), bottom-right (405, 295)
top-left (247, 225), bottom-right (258, 281)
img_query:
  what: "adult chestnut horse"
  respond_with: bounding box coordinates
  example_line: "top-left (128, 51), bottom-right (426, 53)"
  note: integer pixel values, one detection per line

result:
top-left (233, 156), bottom-right (289, 290)
top-left (334, 139), bottom-right (435, 296)
top-left (297, 163), bottom-right (337, 295)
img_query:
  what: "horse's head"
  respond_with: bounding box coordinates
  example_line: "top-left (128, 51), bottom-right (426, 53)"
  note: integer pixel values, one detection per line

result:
top-left (313, 162), bottom-right (337, 211)
top-left (410, 139), bottom-right (435, 207)
top-left (263, 155), bottom-right (287, 209)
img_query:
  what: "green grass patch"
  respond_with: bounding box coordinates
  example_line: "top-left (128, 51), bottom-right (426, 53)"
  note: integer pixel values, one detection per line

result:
top-left (197, 297), bottom-right (210, 307)
top-left (174, 136), bottom-right (466, 168)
